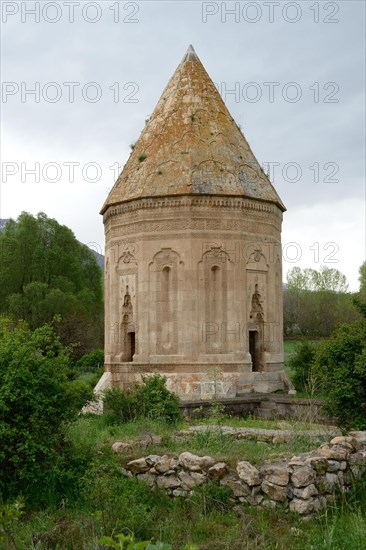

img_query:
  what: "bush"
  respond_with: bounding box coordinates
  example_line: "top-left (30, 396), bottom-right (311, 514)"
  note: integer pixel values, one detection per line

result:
top-left (103, 387), bottom-right (138, 424)
top-left (134, 375), bottom-right (181, 423)
top-left (313, 320), bottom-right (366, 429)
top-left (74, 349), bottom-right (104, 372)
top-left (287, 339), bottom-right (317, 392)
top-left (103, 375), bottom-right (181, 424)
top-left (0, 317), bottom-right (93, 503)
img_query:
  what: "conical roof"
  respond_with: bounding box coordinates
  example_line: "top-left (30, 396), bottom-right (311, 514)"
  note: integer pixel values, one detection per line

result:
top-left (101, 45), bottom-right (285, 214)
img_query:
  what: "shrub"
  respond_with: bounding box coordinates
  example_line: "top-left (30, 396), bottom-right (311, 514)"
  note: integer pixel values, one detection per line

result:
top-left (103, 387), bottom-right (138, 424)
top-left (0, 317), bottom-right (93, 503)
top-left (134, 375), bottom-right (181, 423)
top-left (103, 375), bottom-right (181, 424)
top-left (313, 320), bottom-right (366, 429)
top-left (287, 339), bottom-right (318, 392)
top-left (74, 349), bottom-right (104, 372)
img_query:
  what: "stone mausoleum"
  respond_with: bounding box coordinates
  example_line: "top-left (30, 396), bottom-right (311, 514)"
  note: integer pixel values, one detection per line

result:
top-left (99, 46), bottom-right (289, 400)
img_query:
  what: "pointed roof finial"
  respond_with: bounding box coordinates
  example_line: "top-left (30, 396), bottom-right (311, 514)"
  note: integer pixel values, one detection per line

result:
top-left (182, 44), bottom-right (198, 62)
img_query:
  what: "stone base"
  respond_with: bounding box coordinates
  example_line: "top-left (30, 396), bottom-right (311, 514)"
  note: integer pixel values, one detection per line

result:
top-left (105, 362), bottom-right (288, 400)
top-left (82, 371), bottom-right (112, 414)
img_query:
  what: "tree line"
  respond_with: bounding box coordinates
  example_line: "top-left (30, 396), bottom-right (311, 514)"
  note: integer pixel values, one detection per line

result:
top-left (283, 265), bottom-right (363, 338)
top-left (0, 212), bottom-right (103, 358)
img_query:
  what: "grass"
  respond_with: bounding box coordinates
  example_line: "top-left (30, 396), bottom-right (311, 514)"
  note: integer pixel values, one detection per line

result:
top-left (155, 430), bottom-right (320, 467)
top-left (68, 414), bottom-right (177, 450)
top-left (4, 411), bottom-right (365, 549)
top-left (7, 473), bottom-right (366, 549)
top-left (197, 415), bottom-right (332, 431)
top-left (66, 414), bottom-right (333, 472)
top-left (2, 352), bottom-right (360, 550)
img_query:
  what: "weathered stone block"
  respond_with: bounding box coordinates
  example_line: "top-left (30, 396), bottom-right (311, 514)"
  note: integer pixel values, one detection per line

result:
top-left (145, 455), bottom-right (162, 467)
top-left (190, 472), bottom-right (207, 485)
top-left (112, 441), bottom-right (134, 453)
top-left (348, 450), bottom-right (366, 476)
top-left (292, 484), bottom-right (318, 500)
top-left (261, 464), bottom-right (289, 486)
top-left (291, 466), bottom-right (316, 488)
top-left (178, 470), bottom-right (196, 490)
top-left (289, 497), bottom-right (319, 515)
top-left (349, 431), bottom-right (366, 445)
top-left (326, 460), bottom-right (346, 472)
top-left (245, 493), bottom-right (264, 506)
top-left (221, 478), bottom-right (251, 497)
top-left (317, 472), bottom-right (340, 493)
top-left (236, 461), bottom-right (261, 486)
top-left (155, 456), bottom-right (178, 473)
top-left (179, 452), bottom-right (215, 472)
top-left (156, 475), bottom-right (181, 490)
top-left (330, 436), bottom-right (360, 451)
top-left (261, 480), bottom-right (287, 502)
top-left (127, 458), bottom-right (149, 474)
top-left (208, 462), bottom-right (229, 480)
top-left (319, 444), bottom-right (349, 461)
top-left (262, 499), bottom-right (278, 510)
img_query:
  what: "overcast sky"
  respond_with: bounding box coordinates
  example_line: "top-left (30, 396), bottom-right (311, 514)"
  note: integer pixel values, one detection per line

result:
top-left (1, 0), bottom-right (365, 289)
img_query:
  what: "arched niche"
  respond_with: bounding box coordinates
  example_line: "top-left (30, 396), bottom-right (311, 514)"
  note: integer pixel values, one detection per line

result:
top-left (148, 248), bottom-right (182, 355)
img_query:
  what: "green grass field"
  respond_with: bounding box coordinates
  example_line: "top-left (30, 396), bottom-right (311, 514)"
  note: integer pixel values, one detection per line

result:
top-left (4, 413), bottom-right (366, 550)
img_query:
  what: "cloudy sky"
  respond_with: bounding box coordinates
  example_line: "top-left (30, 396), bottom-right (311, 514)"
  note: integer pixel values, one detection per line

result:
top-left (1, 0), bottom-right (365, 289)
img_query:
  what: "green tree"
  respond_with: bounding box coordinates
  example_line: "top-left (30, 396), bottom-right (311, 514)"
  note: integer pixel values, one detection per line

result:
top-left (287, 266), bottom-right (349, 293)
top-left (358, 262), bottom-right (366, 294)
top-left (0, 212), bottom-right (103, 356)
top-left (313, 320), bottom-right (366, 428)
top-left (284, 266), bottom-right (359, 337)
top-left (353, 262), bottom-right (366, 318)
top-left (74, 349), bottom-right (104, 372)
top-left (0, 317), bottom-right (93, 503)
top-left (287, 339), bottom-right (317, 392)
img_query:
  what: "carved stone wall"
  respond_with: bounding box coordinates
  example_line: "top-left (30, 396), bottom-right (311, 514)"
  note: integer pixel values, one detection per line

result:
top-left (103, 195), bottom-right (286, 398)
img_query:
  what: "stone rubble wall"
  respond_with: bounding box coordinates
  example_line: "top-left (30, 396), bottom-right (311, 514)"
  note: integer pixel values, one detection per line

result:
top-left (175, 424), bottom-right (340, 443)
top-left (121, 431), bottom-right (366, 516)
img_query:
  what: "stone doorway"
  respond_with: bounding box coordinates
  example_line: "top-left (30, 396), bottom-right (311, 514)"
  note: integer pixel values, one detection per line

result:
top-left (127, 332), bottom-right (135, 362)
top-left (249, 330), bottom-right (259, 372)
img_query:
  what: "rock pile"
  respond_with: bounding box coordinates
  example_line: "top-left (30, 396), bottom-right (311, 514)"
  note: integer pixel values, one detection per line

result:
top-left (119, 431), bottom-right (366, 516)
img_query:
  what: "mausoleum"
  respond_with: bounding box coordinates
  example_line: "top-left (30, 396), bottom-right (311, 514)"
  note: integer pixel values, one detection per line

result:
top-left (100, 46), bottom-right (288, 399)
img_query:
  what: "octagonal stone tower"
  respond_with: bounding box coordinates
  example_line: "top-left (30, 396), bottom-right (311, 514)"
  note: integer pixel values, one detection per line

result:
top-left (100, 46), bottom-right (288, 399)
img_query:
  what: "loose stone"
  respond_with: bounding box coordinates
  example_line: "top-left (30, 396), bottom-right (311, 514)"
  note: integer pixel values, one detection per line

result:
top-left (291, 466), bottom-right (316, 488)
top-left (236, 461), bottom-right (261, 486)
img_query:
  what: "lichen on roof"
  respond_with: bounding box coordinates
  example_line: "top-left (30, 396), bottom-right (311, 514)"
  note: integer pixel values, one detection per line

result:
top-left (101, 45), bottom-right (285, 214)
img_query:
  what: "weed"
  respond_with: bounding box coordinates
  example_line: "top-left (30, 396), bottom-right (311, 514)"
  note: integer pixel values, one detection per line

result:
top-left (0, 498), bottom-right (25, 550)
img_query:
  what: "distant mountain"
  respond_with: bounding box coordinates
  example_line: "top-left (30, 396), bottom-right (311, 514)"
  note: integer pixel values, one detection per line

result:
top-left (0, 219), bottom-right (104, 268)
top-left (0, 219), bottom-right (9, 232)
top-left (89, 248), bottom-right (104, 268)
